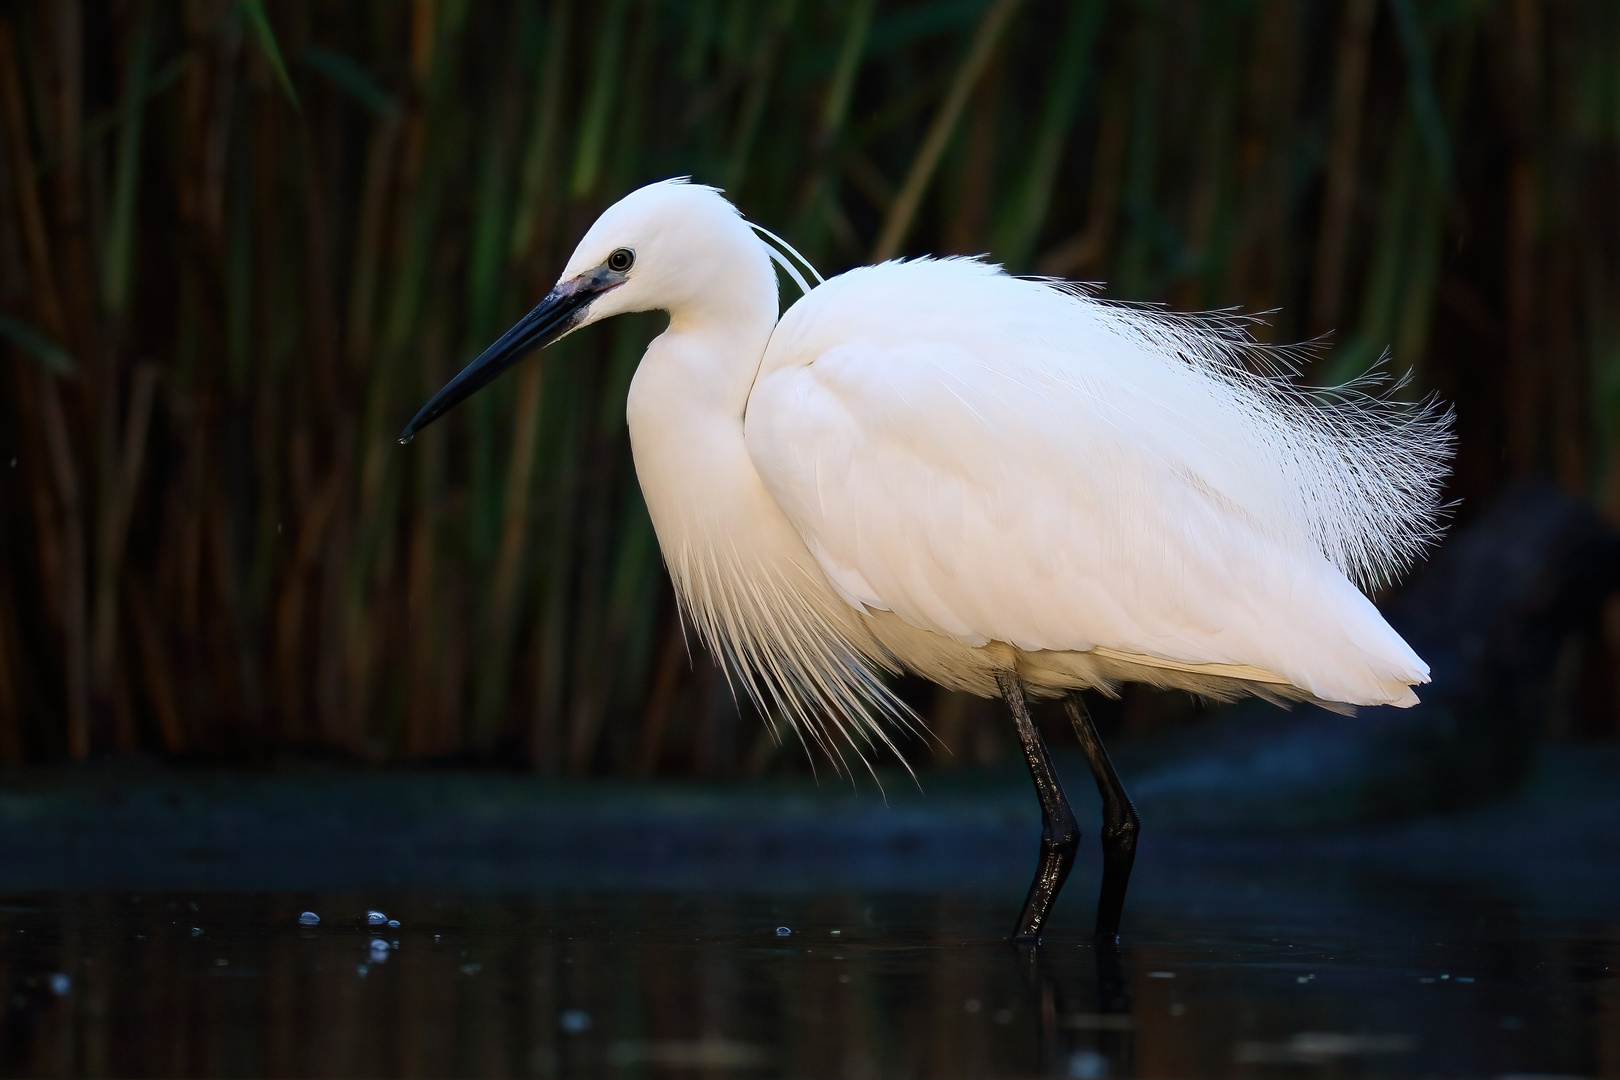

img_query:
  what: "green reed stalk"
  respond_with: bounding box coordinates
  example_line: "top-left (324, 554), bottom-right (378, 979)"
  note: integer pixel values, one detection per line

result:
top-left (994, 0), bottom-right (1102, 269)
top-left (570, 0), bottom-right (630, 198)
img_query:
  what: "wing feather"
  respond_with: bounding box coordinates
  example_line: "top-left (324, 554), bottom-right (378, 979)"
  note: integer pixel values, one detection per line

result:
top-left (745, 258), bottom-right (1449, 707)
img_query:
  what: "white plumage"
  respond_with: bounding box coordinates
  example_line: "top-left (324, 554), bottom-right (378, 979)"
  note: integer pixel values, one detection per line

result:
top-left (408, 177), bottom-right (1453, 769)
top-left (751, 256), bottom-right (1449, 717)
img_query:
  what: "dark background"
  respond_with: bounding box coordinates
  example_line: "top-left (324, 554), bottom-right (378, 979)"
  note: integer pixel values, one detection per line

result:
top-left (1, 0), bottom-right (1617, 774)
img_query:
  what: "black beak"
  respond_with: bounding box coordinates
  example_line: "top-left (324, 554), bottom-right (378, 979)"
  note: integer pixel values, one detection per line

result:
top-left (398, 271), bottom-right (616, 444)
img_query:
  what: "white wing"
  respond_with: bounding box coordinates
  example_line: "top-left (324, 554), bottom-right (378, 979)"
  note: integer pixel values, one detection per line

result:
top-left (745, 258), bottom-right (1446, 707)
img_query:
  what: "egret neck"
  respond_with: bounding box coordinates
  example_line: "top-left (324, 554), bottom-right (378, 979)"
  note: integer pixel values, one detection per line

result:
top-left (625, 238), bottom-right (780, 549)
top-left (618, 218), bottom-right (906, 767)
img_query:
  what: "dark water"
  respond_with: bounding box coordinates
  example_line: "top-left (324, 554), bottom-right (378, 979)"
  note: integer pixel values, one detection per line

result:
top-left (0, 749), bottom-right (1615, 1077)
top-left (0, 883), bottom-right (1613, 1076)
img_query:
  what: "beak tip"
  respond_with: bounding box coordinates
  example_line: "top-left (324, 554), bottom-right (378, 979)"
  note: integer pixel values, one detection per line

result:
top-left (399, 280), bottom-right (589, 447)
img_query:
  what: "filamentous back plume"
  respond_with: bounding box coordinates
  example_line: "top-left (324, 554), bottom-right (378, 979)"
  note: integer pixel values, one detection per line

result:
top-left (1072, 290), bottom-right (1455, 591)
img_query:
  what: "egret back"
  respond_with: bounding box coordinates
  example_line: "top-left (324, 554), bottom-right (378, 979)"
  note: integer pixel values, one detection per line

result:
top-left (745, 258), bottom-right (1451, 707)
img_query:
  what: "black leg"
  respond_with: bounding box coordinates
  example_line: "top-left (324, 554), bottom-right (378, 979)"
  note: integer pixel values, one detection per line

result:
top-left (998, 673), bottom-right (1081, 942)
top-left (1063, 695), bottom-right (1140, 941)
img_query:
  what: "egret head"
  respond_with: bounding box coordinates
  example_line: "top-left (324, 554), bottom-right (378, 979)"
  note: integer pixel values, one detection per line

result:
top-left (399, 179), bottom-right (770, 443)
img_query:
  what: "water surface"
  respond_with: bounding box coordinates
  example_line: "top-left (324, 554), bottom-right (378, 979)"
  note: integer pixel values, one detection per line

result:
top-left (0, 748), bottom-right (1613, 1077)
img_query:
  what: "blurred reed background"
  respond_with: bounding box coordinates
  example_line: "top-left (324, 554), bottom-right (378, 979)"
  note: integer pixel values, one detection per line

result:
top-left (0, 0), bottom-right (1618, 772)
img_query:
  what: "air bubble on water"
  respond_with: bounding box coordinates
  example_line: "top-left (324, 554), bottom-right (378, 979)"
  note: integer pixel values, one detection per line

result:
top-left (191, 927), bottom-right (203, 937)
top-left (775, 926), bottom-right (791, 936)
top-left (357, 964), bottom-right (369, 978)
top-left (369, 939), bottom-right (390, 962)
top-left (366, 911), bottom-right (387, 926)
top-left (558, 1008), bottom-right (591, 1034)
top-left (299, 911), bottom-right (320, 926)
top-left (387, 919), bottom-right (400, 928)
top-left (48, 974), bottom-right (70, 996)
top-left (1067, 1049), bottom-right (1110, 1079)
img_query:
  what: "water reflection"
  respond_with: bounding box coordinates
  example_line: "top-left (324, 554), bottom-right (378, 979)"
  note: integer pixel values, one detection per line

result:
top-left (0, 887), bottom-right (1612, 1077)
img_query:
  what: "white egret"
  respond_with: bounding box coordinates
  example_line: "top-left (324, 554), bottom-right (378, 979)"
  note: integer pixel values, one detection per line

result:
top-left (401, 179), bottom-right (1452, 942)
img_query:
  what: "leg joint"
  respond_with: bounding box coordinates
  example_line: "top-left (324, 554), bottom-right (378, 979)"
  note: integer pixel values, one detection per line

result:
top-left (1101, 813), bottom-right (1140, 853)
top-left (1047, 817), bottom-right (1082, 853)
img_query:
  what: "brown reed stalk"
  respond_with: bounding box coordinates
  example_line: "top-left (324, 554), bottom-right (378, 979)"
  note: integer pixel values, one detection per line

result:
top-left (941, 48), bottom-right (1000, 254)
top-left (89, 18), bottom-right (155, 746)
top-left (1226, 0), bottom-right (1304, 320)
top-left (871, 0), bottom-right (1023, 261)
top-left (1174, 13), bottom-right (1239, 313)
top-left (1310, 0), bottom-right (1377, 337)
top-left (0, 20), bottom-right (89, 757)
top-left (1036, 74), bottom-right (1128, 277)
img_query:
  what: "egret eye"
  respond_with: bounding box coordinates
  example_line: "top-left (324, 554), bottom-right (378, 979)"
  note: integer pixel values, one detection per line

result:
top-left (607, 248), bottom-right (635, 273)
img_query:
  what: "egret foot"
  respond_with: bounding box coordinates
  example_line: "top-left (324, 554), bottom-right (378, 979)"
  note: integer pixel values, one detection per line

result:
top-left (999, 673), bottom-right (1080, 942)
top-left (1064, 695), bottom-right (1140, 940)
